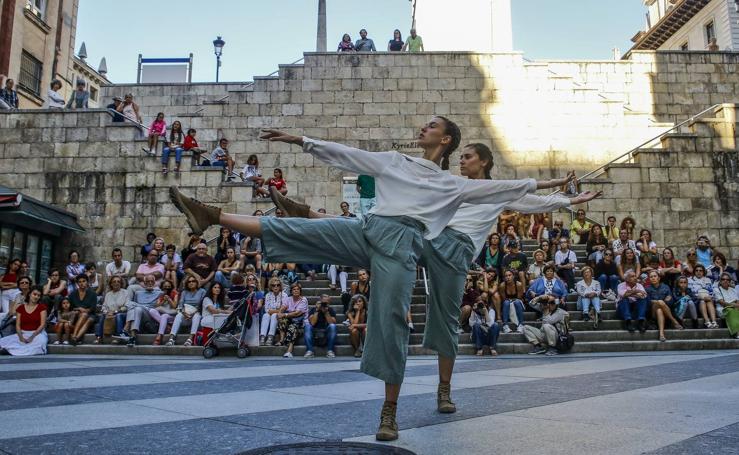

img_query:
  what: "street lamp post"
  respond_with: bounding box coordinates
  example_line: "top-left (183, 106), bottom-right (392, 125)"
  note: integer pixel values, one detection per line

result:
top-left (213, 36), bottom-right (225, 82)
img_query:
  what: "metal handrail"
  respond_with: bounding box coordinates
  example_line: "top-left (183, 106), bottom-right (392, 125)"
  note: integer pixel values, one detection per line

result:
top-left (107, 108), bottom-right (150, 131)
top-left (241, 57), bottom-right (305, 88)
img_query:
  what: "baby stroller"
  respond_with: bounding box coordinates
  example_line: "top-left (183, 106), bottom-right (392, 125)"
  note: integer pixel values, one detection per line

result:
top-left (202, 294), bottom-right (255, 359)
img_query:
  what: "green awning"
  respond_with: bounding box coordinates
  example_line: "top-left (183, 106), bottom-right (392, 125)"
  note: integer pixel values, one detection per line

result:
top-left (0, 186), bottom-right (84, 234)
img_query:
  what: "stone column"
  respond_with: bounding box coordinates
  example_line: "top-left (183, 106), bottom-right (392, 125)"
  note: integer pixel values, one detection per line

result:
top-left (316, 0), bottom-right (327, 52)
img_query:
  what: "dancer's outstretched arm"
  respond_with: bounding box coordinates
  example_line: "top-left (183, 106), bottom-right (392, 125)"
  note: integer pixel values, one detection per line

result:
top-left (506, 190), bottom-right (602, 214)
top-left (460, 171), bottom-right (575, 206)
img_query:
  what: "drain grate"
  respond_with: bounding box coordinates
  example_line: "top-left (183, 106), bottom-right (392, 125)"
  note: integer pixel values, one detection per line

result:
top-left (237, 442), bottom-right (417, 455)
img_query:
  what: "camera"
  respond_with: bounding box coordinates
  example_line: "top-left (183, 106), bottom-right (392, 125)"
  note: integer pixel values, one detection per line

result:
top-left (320, 301), bottom-right (329, 309)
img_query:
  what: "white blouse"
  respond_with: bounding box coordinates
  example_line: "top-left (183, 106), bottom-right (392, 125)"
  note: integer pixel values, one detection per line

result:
top-left (302, 138), bottom-right (537, 240)
top-left (575, 279), bottom-right (601, 298)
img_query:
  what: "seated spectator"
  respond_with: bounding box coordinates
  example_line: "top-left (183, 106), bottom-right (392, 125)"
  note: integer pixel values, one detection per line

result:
top-left (209, 138), bottom-right (236, 180)
top-left (498, 210), bottom-right (517, 238)
top-left (66, 79), bottom-right (89, 109)
top-left (586, 225), bottom-right (607, 265)
top-left (501, 240), bottom-right (528, 285)
top-left (151, 237), bottom-right (166, 259)
top-left (215, 227), bottom-right (236, 263)
top-left (388, 29), bottom-right (404, 51)
top-left (339, 201), bottom-right (357, 218)
top-left (85, 263), bottom-right (104, 297)
top-left (604, 215), bottom-right (619, 247)
top-left (576, 266), bottom-right (601, 327)
top-left (708, 251), bottom-right (737, 284)
top-left (499, 269), bottom-right (525, 334)
top-left (304, 294), bottom-right (337, 358)
top-left (469, 295), bottom-right (499, 356)
top-left (548, 219), bottom-right (570, 247)
top-left (617, 248), bottom-right (640, 282)
top-left (0, 286), bottom-right (47, 356)
top-left (659, 247), bottom-right (682, 289)
top-left (523, 297), bottom-right (568, 356)
top-left (619, 216), bottom-right (636, 240)
top-left (107, 96), bottom-right (125, 122)
top-left (0, 78), bottom-right (19, 109)
top-left (595, 249), bottom-right (619, 299)
top-left (527, 213), bottom-right (547, 242)
top-left (241, 154), bottom-right (268, 197)
top-left (343, 268), bottom-right (370, 313)
top-left (277, 283), bottom-right (308, 358)
top-left (695, 235), bottom-right (713, 268)
top-left (527, 264), bottom-right (567, 315)
top-left (19, 262), bottom-right (29, 278)
top-left (641, 254), bottom-right (661, 282)
top-left (260, 277), bottom-right (286, 346)
top-left (183, 128), bottom-right (206, 165)
top-left (215, 247), bottom-right (241, 289)
top-left (2, 276), bottom-right (32, 334)
top-left (241, 231), bottom-right (263, 273)
top-left (160, 244), bottom-right (183, 289)
top-left (226, 274), bottom-right (262, 348)
top-left (65, 251), bottom-right (85, 294)
top-left (338, 33), bottom-right (355, 52)
top-left (167, 276), bottom-right (206, 346)
top-left (41, 268), bottom-right (67, 310)
top-left (482, 268), bottom-right (502, 323)
top-left (45, 79), bottom-right (65, 109)
top-left (636, 229), bottom-right (658, 266)
top-left (682, 248), bottom-right (699, 277)
top-left (181, 232), bottom-right (205, 263)
top-left (527, 249), bottom-right (547, 283)
top-left (501, 225), bottom-right (519, 254)
top-left (144, 112), bottom-right (166, 154)
top-left (570, 209), bottom-right (592, 245)
top-left (617, 271), bottom-right (648, 333)
top-left (714, 273), bottom-right (739, 339)
top-left (105, 248), bottom-right (131, 286)
top-left (183, 243), bottom-right (217, 288)
top-left (1, 258), bottom-right (21, 313)
top-left (162, 120), bottom-right (185, 174)
top-left (95, 276), bottom-right (129, 344)
top-left (645, 270), bottom-right (682, 342)
top-left (116, 92), bottom-right (142, 124)
top-left (612, 229), bottom-right (639, 265)
top-left (69, 274), bottom-right (98, 344)
top-left (53, 297), bottom-right (76, 346)
top-left (459, 272), bottom-right (483, 330)
top-left (147, 279), bottom-right (178, 346)
top-left (672, 276), bottom-right (699, 329)
top-left (123, 274), bottom-right (163, 347)
top-left (539, 239), bottom-right (553, 263)
top-left (135, 250), bottom-right (165, 288)
top-left (554, 238), bottom-right (577, 291)
top-left (355, 28), bottom-right (376, 51)
top-left (344, 294), bottom-right (368, 357)
top-left (476, 233), bottom-right (502, 273)
top-left (688, 264), bottom-right (718, 328)
top-left (140, 232), bottom-right (157, 261)
top-left (267, 168), bottom-right (288, 196)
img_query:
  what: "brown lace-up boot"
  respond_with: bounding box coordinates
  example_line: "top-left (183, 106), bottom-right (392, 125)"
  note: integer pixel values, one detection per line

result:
top-left (269, 186), bottom-right (310, 218)
top-left (375, 401), bottom-right (399, 441)
top-left (169, 186), bottom-right (221, 235)
top-left (437, 382), bottom-right (456, 413)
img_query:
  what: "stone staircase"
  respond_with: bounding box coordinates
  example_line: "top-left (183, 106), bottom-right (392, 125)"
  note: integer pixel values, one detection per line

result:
top-left (49, 239), bottom-right (739, 357)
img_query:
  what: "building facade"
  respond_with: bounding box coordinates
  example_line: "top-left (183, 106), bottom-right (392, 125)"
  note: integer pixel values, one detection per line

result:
top-left (630, 0), bottom-right (739, 52)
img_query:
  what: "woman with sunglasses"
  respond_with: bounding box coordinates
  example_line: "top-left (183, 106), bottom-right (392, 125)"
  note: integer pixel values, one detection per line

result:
top-left (715, 272), bottom-right (739, 339)
top-left (682, 248), bottom-right (699, 277)
top-left (595, 249), bottom-right (619, 299)
top-left (166, 276), bottom-right (205, 346)
top-left (688, 264), bottom-right (718, 328)
top-left (260, 277), bottom-right (285, 346)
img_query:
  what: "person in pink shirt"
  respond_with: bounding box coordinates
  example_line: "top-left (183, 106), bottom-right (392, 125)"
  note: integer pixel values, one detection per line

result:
top-left (144, 112), bottom-right (167, 155)
top-left (135, 250), bottom-right (165, 288)
top-left (616, 270), bottom-right (648, 333)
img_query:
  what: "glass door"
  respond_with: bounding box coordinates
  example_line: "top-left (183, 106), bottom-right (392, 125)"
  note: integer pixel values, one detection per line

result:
top-left (0, 228), bottom-right (11, 275)
top-left (40, 239), bottom-right (53, 283)
top-left (26, 234), bottom-right (39, 282)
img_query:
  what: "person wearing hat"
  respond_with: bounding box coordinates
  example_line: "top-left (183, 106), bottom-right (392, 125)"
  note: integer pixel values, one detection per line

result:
top-left (107, 96), bottom-right (125, 122)
top-left (66, 79), bottom-right (89, 109)
top-left (523, 291), bottom-right (569, 356)
top-left (116, 93), bottom-right (142, 124)
top-left (501, 239), bottom-right (528, 286)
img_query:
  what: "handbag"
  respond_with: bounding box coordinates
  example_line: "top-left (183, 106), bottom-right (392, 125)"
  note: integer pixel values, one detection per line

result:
top-left (103, 316), bottom-right (117, 336)
top-left (182, 304), bottom-right (198, 317)
top-left (156, 306), bottom-right (178, 316)
top-left (555, 316), bottom-right (575, 353)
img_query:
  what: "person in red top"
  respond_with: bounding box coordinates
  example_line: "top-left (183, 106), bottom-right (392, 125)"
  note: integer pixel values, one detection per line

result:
top-left (0, 285), bottom-right (48, 356)
top-left (183, 128), bottom-right (206, 165)
top-left (1, 258), bottom-right (22, 318)
top-left (267, 168), bottom-right (288, 196)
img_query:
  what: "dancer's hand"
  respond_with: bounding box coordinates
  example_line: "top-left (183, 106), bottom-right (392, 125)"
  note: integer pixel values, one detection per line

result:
top-left (260, 129), bottom-right (303, 146)
top-left (535, 170), bottom-right (576, 190)
top-left (570, 191), bottom-right (602, 205)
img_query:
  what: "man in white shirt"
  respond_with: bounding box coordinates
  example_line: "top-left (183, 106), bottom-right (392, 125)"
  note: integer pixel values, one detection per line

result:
top-left (611, 229), bottom-right (639, 263)
top-left (554, 238), bottom-right (577, 291)
top-left (105, 248), bottom-right (131, 287)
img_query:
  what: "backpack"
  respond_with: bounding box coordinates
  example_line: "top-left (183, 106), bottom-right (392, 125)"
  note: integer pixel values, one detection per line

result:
top-left (555, 315), bottom-right (575, 353)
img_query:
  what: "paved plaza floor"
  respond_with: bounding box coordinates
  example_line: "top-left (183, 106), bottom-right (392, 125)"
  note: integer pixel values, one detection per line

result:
top-left (0, 350), bottom-right (737, 454)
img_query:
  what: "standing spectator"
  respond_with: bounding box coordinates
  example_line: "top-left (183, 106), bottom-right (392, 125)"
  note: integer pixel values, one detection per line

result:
top-left (636, 229), bottom-right (658, 265)
top-left (107, 96), bottom-right (125, 122)
top-left (612, 229), bottom-right (639, 263)
top-left (260, 277), bottom-right (285, 346)
top-left (619, 216), bottom-right (636, 240)
top-left (688, 264), bottom-right (718, 328)
top-left (499, 269), bottom-right (525, 334)
top-left (0, 286), bottom-right (47, 356)
top-left (617, 248), bottom-right (640, 282)
top-left (267, 168), bottom-right (288, 196)
top-left (548, 220), bottom-right (570, 246)
top-left (501, 240), bottom-right (528, 285)
top-left (576, 266), bottom-right (601, 326)
top-left (148, 280), bottom-right (178, 345)
top-left (645, 270), bottom-right (682, 342)
top-left (595, 249), bottom-right (619, 299)
top-left (181, 232), bottom-right (204, 263)
top-left (338, 33), bottom-right (355, 52)
top-left (123, 275), bottom-right (163, 347)
top-left (695, 235), bottom-right (714, 268)
top-left (96, 276), bottom-right (129, 344)
top-left (144, 112), bottom-right (167, 155)
top-left (277, 282), bottom-right (308, 358)
top-left (105, 248), bottom-right (131, 286)
top-left (135, 250), bottom-right (166, 288)
top-left (585, 225), bottom-right (607, 265)
top-left (66, 80), bottom-right (89, 109)
top-left (357, 174), bottom-right (376, 217)
top-left (469, 296), bottom-right (499, 356)
top-left (569, 209), bottom-right (592, 244)
top-left (554, 238), bottom-right (577, 291)
top-left (347, 294), bottom-right (368, 357)
top-left (162, 120), bottom-right (185, 174)
top-left (388, 29), bottom-right (404, 51)
top-left (241, 154), bottom-right (269, 197)
top-left (116, 93), bottom-right (142, 123)
top-left (304, 294), bottom-right (337, 358)
top-left (604, 215), bottom-right (619, 246)
top-left (476, 233), bottom-right (502, 274)
top-left (523, 297), bottom-right (568, 356)
top-left (210, 138), bottom-right (236, 180)
top-left (672, 276), bottom-right (699, 329)
top-left (68, 275), bottom-right (98, 344)
top-left (183, 243), bottom-right (217, 288)
top-left (215, 247), bottom-right (241, 289)
top-left (617, 271), bottom-right (648, 333)
top-left (527, 249), bottom-right (547, 282)
top-left (65, 251), bottom-right (85, 294)
top-left (402, 28), bottom-right (424, 52)
top-left (0, 78), bottom-right (19, 109)
top-left (355, 29), bottom-right (376, 51)
top-left (183, 128), bottom-right (206, 165)
top-left (708, 252), bottom-right (737, 284)
top-left (167, 276), bottom-right (206, 346)
top-left (659, 247), bottom-right (682, 289)
top-left (160, 244), bottom-right (183, 289)
top-left (44, 80), bottom-right (65, 109)
top-left (714, 273), bottom-right (739, 339)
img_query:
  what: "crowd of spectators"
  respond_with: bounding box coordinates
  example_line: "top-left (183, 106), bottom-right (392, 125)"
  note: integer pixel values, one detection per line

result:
top-left (336, 28), bottom-right (424, 53)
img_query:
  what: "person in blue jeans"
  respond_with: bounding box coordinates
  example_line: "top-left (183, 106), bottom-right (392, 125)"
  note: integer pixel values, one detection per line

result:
top-left (595, 249), bottom-right (619, 297)
top-left (616, 270), bottom-right (648, 333)
top-left (500, 269), bottom-right (525, 334)
top-left (469, 299), bottom-right (500, 356)
top-left (303, 294), bottom-right (337, 358)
